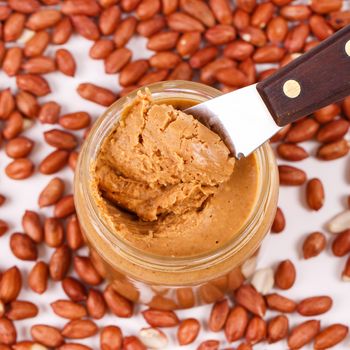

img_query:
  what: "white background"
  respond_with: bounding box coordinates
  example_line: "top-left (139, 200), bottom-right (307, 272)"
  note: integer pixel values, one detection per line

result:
top-left (1, 20), bottom-right (350, 350)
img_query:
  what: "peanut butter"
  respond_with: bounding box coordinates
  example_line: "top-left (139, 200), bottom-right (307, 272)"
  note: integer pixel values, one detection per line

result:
top-left (93, 91), bottom-right (259, 257)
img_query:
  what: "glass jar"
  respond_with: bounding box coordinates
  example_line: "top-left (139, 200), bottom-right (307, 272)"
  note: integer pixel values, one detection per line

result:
top-left (74, 80), bottom-right (279, 309)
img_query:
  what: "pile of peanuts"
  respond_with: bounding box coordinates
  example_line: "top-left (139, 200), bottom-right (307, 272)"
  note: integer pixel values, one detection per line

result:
top-left (0, 0), bottom-right (350, 349)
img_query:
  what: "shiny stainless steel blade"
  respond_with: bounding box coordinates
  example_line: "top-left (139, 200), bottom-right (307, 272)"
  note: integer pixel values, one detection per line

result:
top-left (184, 84), bottom-right (281, 158)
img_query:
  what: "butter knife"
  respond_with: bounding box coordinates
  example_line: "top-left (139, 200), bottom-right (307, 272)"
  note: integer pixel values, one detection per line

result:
top-left (185, 25), bottom-right (350, 158)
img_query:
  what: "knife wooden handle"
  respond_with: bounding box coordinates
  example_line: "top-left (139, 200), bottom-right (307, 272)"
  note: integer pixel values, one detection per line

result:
top-left (256, 25), bottom-right (350, 127)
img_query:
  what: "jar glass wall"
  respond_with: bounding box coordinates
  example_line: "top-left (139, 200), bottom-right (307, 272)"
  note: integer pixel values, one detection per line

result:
top-left (74, 81), bottom-right (279, 309)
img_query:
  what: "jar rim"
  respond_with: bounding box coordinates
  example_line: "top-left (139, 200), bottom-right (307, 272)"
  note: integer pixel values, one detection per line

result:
top-left (75, 80), bottom-right (278, 273)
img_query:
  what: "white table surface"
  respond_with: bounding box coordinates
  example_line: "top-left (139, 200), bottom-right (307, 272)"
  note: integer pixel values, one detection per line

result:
top-left (1, 30), bottom-right (350, 350)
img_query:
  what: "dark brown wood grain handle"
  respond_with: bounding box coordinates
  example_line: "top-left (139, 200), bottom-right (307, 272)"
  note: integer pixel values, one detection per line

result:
top-left (256, 25), bottom-right (350, 127)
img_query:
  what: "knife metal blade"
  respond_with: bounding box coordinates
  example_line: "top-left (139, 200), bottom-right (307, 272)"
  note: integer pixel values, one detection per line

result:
top-left (184, 84), bottom-right (281, 158)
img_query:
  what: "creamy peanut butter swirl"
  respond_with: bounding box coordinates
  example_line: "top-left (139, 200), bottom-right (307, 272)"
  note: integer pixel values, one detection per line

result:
top-left (93, 91), bottom-right (259, 257)
top-left (95, 91), bottom-right (235, 221)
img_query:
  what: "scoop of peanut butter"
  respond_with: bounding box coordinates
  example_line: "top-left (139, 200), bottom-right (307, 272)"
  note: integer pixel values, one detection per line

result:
top-left (95, 91), bottom-right (235, 222)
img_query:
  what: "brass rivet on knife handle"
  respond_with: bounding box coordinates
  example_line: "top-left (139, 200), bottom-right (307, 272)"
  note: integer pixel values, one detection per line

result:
top-left (346, 40), bottom-right (350, 56)
top-left (283, 80), bottom-right (301, 99)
